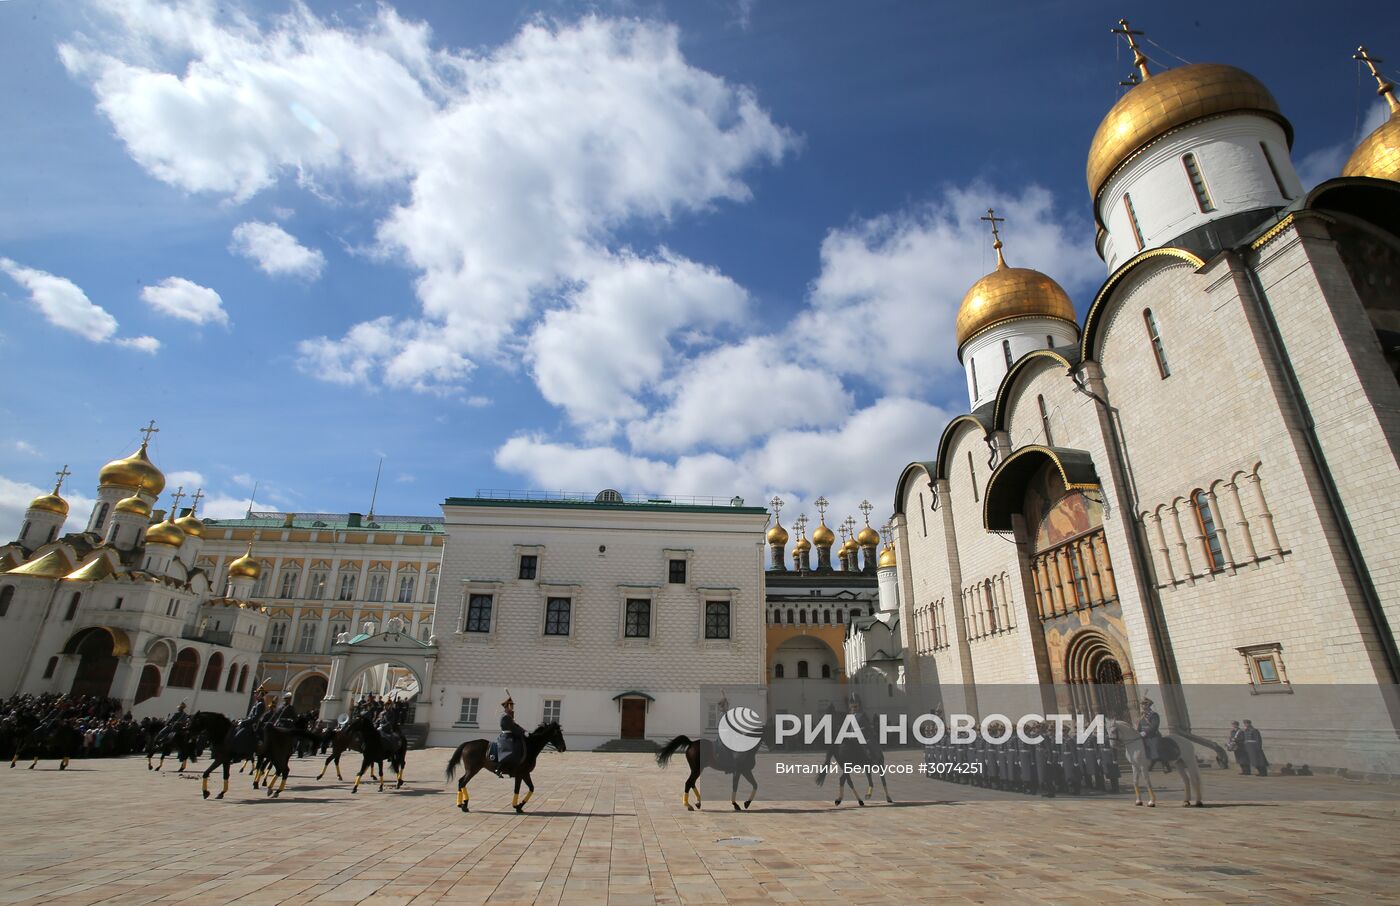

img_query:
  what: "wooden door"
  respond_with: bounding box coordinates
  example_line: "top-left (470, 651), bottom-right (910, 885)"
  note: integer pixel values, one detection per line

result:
top-left (620, 699), bottom-right (646, 739)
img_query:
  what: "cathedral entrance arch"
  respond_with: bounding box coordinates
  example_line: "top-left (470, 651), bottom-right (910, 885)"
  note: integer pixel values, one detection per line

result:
top-left (292, 673), bottom-right (328, 714)
top-left (1065, 629), bottom-right (1132, 720)
top-left (63, 627), bottom-right (131, 699)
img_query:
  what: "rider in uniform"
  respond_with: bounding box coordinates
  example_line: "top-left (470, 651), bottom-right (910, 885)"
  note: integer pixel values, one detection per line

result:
top-left (1138, 697), bottom-right (1163, 771)
top-left (492, 694), bottom-right (527, 775)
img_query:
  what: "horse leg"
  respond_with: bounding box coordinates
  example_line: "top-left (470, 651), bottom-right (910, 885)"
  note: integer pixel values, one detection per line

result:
top-left (1142, 765), bottom-right (1157, 807)
top-left (317, 752), bottom-right (332, 780)
top-left (518, 775), bottom-right (534, 813)
top-left (511, 775), bottom-right (522, 812)
top-left (219, 761), bottom-right (230, 800)
top-left (741, 766), bottom-right (757, 809)
top-left (731, 769), bottom-right (741, 811)
top-left (274, 766), bottom-right (289, 798)
top-left (879, 774), bottom-right (893, 804)
top-left (377, 759), bottom-right (386, 792)
top-left (352, 755), bottom-right (370, 794)
top-left (202, 759), bottom-right (218, 799)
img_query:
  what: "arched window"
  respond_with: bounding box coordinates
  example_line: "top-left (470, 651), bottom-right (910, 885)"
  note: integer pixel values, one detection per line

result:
top-left (135, 665), bottom-right (161, 705)
top-left (1182, 153), bottom-right (1214, 212)
top-left (168, 648), bottom-right (200, 688)
top-left (850, 609), bottom-right (861, 619)
top-left (1124, 192), bottom-right (1144, 250)
top-left (984, 579), bottom-right (998, 632)
top-left (225, 663), bottom-right (238, 692)
top-left (43, 656), bottom-right (58, 679)
top-left (1144, 309), bottom-right (1170, 378)
top-left (823, 609), bottom-right (831, 624)
top-left (786, 608), bottom-right (794, 624)
top-left (968, 451), bottom-right (979, 502)
top-left (1193, 489), bottom-right (1226, 571)
top-left (797, 660), bottom-right (809, 678)
top-left (1002, 339), bottom-right (1014, 369)
top-left (836, 608), bottom-right (843, 624)
top-left (0, 585), bottom-right (13, 618)
top-left (46, 526), bottom-right (57, 544)
top-left (63, 592), bottom-right (81, 621)
top-left (821, 664), bottom-right (832, 679)
top-left (238, 664), bottom-right (249, 692)
top-left (1038, 395), bottom-right (1054, 445)
top-left (799, 609), bottom-right (807, 624)
top-left (774, 663), bottom-right (784, 679)
top-left (970, 358), bottom-right (979, 400)
top-left (94, 503), bottom-right (110, 531)
top-left (201, 652), bottom-right (224, 691)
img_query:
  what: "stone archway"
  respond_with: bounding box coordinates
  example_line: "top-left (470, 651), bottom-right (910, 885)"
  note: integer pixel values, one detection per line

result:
top-left (1064, 629), bottom-right (1133, 720)
top-left (69, 630), bottom-right (118, 698)
top-left (292, 674), bottom-right (329, 714)
top-left (319, 628), bottom-right (437, 730)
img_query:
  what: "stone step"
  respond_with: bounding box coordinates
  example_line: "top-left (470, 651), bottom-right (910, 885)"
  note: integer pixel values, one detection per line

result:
top-left (593, 738), bottom-right (661, 753)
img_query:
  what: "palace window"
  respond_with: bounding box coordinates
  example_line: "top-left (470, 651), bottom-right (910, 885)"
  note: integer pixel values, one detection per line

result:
top-left (425, 576), bottom-right (437, 603)
top-left (542, 698), bottom-right (562, 724)
top-left (201, 653), bottom-right (224, 691)
top-left (624, 599), bottom-right (651, 638)
top-left (307, 571), bottom-right (328, 600)
top-left (1182, 153), bottom-right (1215, 212)
top-left (1193, 489), bottom-right (1226, 571)
top-left (296, 622), bottom-right (317, 653)
top-left (252, 570), bottom-right (271, 598)
top-left (668, 559), bottom-right (687, 584)
top-left (1237, 643), bottom-right (1291, 693)
top-left (1124, 193), bottom-right (1144, 250)
top-left (518, 555), bottom-right (538, 580)
top-left (1047, 334), bottom-right (1055, 349)
top-left (225, 666), bottom-right (237, 692)
top-left (799, 608), bottom-right (807, 624)
top-left (1261, 142), bottom-right (1290, 198)
top-left (366, 572), bottom-right (388, 602)
top-left (1003, 339), bottom-right (1014, 369)
top-left (268, 621), bottom-right (289, 653)
top-left (465, 595), bottom-right (493, 633)
top-left (968, 451), bottom-right (979, 502)
top-left (705, 601), bottom-right (731, 639)
top-left (836, 608), bottom-right (843, 624)
top-left (786, 608), bottom-right (794, 624)
top-left (458, 697), bottom-right (479, 726)
top-left (1038, 395), bottom-right (1054, 445)
top-left (279, 570), bottom-right (300, 598)
top-left (328, 622), bottom-right (349, 650)
top-left (337, 572), bottom-right (357, 601)
top-left (850, 609), bottom-right (861, 619)
top-left (0, 585), bottom-right (13, 618)
top-left (1144, 309), bottom-right (1170, 378)
top-left (545, 597), bottom-right (571, 636)
top-left (822, 664), bottom-right (832, 679)
top-left (797, 660), bottom-right (809, 679)
top-left (397, 575), bottom-right (416, 603)
top-left (64, 592), bottom-right (81, 621)
top-left (113, 597), bottom-right (123, 611)
top-left (168, 648), bottom-right (199, 688)
top-left (823, 609), bottom-right (831, 624)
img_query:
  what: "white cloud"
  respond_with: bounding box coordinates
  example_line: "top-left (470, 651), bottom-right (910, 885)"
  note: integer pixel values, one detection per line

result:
top-left (164, 470), bottom-right (206, 494)
top-left (199, 494), bottom-right (255, 520)
top-left (12, 441), bottom-right (41, 457)
top-left (230, 221), bottom-right (325, 279)
top-left (1, 257), bottom-right (158, 352)
top-left (141, 276), bottom-right (228, 326)
top-left (297, 315), bottom-right (472, 392)
top-left (0, 475), bottom-right (97, 540)
top-left (1297, 101), bottom-right (1392, 190)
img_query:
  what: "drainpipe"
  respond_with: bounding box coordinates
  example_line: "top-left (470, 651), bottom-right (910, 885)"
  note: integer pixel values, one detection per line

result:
top-left (1072, 370), bottom-right (1229, 767)
top-left (1235, 254), bottom-right (1400, 683)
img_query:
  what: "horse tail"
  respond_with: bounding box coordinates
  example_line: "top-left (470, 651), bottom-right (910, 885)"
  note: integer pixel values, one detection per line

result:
top-left (444, 741), bottom-right (469, 781)
top-left (656, 735), bottom-right (693, 768)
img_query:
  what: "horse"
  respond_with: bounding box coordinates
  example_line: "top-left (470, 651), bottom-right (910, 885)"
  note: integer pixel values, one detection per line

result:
top-left (444, 722), bottom-right (566, 813)
top-left (317, 718), bottom-right (387, 783)
top-left (656, 735), bottom-right (760, 812)
top-left (250, 712), bottom-right (318, 788)
top-left (146, 721), bottom-right (200, 772)
top-left (9, 718), bottom-right (82, 770)
top-left (1107, 719), bottom-right (1204, 807)
top-left (340, 713), bottom-right (406, 794)
top-left (815, 732), bottom-right (894, 806)
top-left (192, 712), bottom-right (307, 799)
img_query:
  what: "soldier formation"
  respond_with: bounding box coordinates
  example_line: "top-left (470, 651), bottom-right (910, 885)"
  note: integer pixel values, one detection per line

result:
top-left (923, 720), bottom-right (1122, 797)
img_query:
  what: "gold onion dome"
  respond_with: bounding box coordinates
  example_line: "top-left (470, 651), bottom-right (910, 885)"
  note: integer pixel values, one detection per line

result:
top-left (857, 525), bottom-right (881, 547)
top-left (114, 495), bottom-right (151, 517)
top-left (766, 522), bottom-right (789, 546)
top-left (878, 545), bottom-right (897, 569)
top-left (955, 258), bottom-right (1076, 348)
top-left (1086, 63), bottom-right (1291, 206)
top-left (144, 520), bottom-right (185, 547)
top-left (839, 537), bottom-right (858, 556)
top-left (1342, 47), bottom-right (1400, 182)
top-left (227, 546), bottom-right (261, 579)
top-left (794, 535), bottom-right (812, 552)
top-left (811, 521), bottom-right (835, 547)
top-left (174, 512), bottom-right (205, 538)
top-left (28, 493), bottom-right (69, 516)
top-left (98, 442), bottom-right (166, 496)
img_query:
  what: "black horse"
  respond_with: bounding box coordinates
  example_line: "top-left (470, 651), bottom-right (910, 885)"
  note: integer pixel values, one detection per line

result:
top-left (9, 717), bottom-right (82, 770)
top-left (444, 722), bottom-right (566, 813)
top-left (146, 721), bottom-right (200, 772)
top-left (192, 711), bottom-right (307, 799)
top-left (815, 734), bottom-right (893, 806)
top-left (340, 713), bottom-right (407, 793)
top-left (656, 735), bottom-right (760, 811)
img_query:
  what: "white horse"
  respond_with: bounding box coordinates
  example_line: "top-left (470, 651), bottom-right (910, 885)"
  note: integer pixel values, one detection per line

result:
top-left (1107, 719), bottom-right (1203, 807)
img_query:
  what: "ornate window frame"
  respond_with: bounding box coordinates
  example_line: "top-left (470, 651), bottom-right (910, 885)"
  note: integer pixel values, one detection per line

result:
top-left (1237, 642), bottom-right (1291, 694)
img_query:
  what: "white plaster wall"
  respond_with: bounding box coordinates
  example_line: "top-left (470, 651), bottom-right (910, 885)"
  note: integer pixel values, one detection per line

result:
top-left (964, 318), bottom-right (1080, 410)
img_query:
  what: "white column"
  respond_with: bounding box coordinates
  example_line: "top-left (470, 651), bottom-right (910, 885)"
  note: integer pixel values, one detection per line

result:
top-left (1244, 472), bottom-right (1284, 559)
top-left (1149, 511), bottom-right (1176, 585)
top-left (1167, 505), bottom-right (1196, 586)
top-left (1225, 480), bottom-right (1259, 567)
top-left (1205, 487), bottom-right (1237, 573)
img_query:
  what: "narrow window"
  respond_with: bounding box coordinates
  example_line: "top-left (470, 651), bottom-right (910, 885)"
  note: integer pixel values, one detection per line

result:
top-left (43, 657), bottom-right (58, 679)
top-left (797, 660), bottom-right (809, 679)
top-left (1047, 334), bottom-right (1055, 349)
top-left (0, 585), bottom-right (13, 617)
top-left (397, 575), bottom-right (416, 603)
top-left (1144, 308), bottom-right (1171, 378)
top-left (836, 608), bottom-right (843, 624)
top-left (64, 592), bottom-right (81, 621)
top-left (984, 580), bottom-right (998, 632)
top-left (425, 576), bottom-right (437, 602)
top-left (1261, 142), bottom-right (1290, 199)
top-left (544, 597), bottom-right (571, 636)
top-left (799, 608), bottom-right (807, 624)
top-left (850, 608), bottom-right (861, 619)
top-left (296, 622), bottom-right (317, 653)
top-left (821, 664), bottom-right (832, 679)
top-left (970, 358), bottom-right (979, 400)
top-left (307, 571), bottom-right (327, 600)
top-left (1038, 395), bottom-right (1054, 445)
top-left (113, 596), bottom-right (123, 611)
top-left (774, 664), bottom-right (784, 679)
top-left (20, 521), bottom-right (31, 542)
top-left (668, 559), bottom-right (687, 584)
top-left (704, 601), bottom-right (731, 639)
top-left (1193, 490), bottom-right (1226, 571)
top-left (465, 594), bottom-right (493, 633)
top-left (279, 570), bottom-right (300, 598)
top-left (458, 697), bottom-right (479, 725)
top-left (823, 609), bottom-right (831, 624)
top-left (624, 599), bottom-right (651, 638)
top-left (918, 493), bottom-right (928, 536)
top-left (1003, 339), bottom-right (1014, 369)
top-left (46, 526), bottom-right (57, 544)
top-left (337, 572), bottom-right (356, 600)
top-left (268, 621), bottom-right (288, 652)
top-left (518, 555), bottom-right (538, 580)
top-left (1182, 153), bottom-right (1215, 212)
top-left (967, 451), bottom-right (979, 502)
top-left (1124, 193), bottom-right (1144, 251)
top-left (786, 608), bottom-right (793, 624)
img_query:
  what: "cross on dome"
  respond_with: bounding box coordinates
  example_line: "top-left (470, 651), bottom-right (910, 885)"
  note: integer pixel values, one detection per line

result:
top-left (1111, 18), bottom-right (1151, 82)
top-left (814, 496), bottom-right (829, 518)
top-left (138, 419), bottom-right (160, 447)
top-left (53, 464), bottom-right (71, 494)
top-left (769, 495), bottom-right (783, 518)
top-left (189, 488), bottom-right (205, 515)
top-left (1355, 46), bottom-right (1400, 114)
top-left (168, 486), bottom-right (185, 514)
top-left (980, 208), bottom-right (1008, 268)
top-left (859, 499), bottom-right (874, 523)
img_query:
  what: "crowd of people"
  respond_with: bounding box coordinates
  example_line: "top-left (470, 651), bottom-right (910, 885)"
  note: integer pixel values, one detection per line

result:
top-left (0, 693), bottom-right (147, 759)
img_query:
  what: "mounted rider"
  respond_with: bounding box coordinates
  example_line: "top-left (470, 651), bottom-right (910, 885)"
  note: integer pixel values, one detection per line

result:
top-left (491, 693), bottom-right (527, 775)
top-left (1138, 697), bottom-right (1163, 767)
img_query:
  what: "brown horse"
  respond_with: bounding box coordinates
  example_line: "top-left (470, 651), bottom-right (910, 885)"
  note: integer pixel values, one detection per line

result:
top-left (444, 722), bottom-right (566, 813)
top-left (656, 735), bottom-right (760, 811)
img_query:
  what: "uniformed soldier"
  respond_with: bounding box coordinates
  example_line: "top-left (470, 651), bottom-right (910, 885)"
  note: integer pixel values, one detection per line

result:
top-left (1137, 697), bottom-right (1163, 769)
top-left (492, 693), bottom-right (527, 775)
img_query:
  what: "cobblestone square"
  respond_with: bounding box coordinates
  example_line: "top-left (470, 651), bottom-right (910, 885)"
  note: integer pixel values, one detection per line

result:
top-left (1, 749), bottom-right (1397, 904)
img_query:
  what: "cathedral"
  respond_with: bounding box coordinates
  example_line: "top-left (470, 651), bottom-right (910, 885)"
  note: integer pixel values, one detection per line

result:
top-left (889, 31), bottom-right (1400, 771)
top-left (0, 426), bottom-right (271, 717)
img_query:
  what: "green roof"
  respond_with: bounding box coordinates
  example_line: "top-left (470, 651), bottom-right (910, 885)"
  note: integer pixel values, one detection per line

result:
top-left (204, 512), bottom-right (442, 533)
top-left (444, 496), bottom-right (767, 515)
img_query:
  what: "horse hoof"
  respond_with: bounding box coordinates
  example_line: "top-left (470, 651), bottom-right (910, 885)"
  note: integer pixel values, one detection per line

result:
top-left (886, 798), bottom-right (894, 804)
top-left (858, 801), bottom-right (865, 807)
top-left (459, 803), bottom-right (469, 813)
top-left (202, 790), bottom-right (210, 799)
top-left (732, 802), bottom-right (740, 812)
top-left (216, 793), bottom-right (225, 800)
top-left (1147, 802), bottom-right (1156, 808)
top-left (1134, 801), bottom-right (1143, 806)
top-left (834, 799), bottom-right (841, 806)
top-left (351, 788), bottom-right (357, 795)
top-left (514, 805), bottom-right (524, 815)
top-left (685, 804), bottom-right (694, 812)
top-left (744, 800), bottom-right (752, 810)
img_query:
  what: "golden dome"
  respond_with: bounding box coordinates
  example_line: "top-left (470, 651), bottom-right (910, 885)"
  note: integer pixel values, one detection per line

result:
top-left (28, 493), bottom-right (69, 516)
top-left (878, 545), bottom-right (897, 569)
top-left (1087, 63), bottom-right (1291, 208)
top-left (955, 261), bottom-right (1076, 347)
top-left (1342, 49), bottom-right (1400, 181)
top-left (794, 536), bottom-right (812, 552)
top-left (839, 537), bottom-right (858, 556)
top-left (98, 442), bottom-right (166, 496)
top-left (856, 525), bottom-right (881, 547)
top-left (227, 545), bottom-right (261, 579)
top-left (766, 522), bottom-right (789, 546)
top-left (114, 495), bottom-right (151, 517)
top-left (144, 520), bottom-right (185, 547)
top-left (174, 512), bottom-right (205, 538)
top-left (811, 520), bottom-right (835, 547)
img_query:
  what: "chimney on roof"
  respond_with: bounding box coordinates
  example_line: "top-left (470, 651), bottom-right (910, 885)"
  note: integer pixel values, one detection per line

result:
top-left (347, 512), bottom-right (362, 528)
top-left (282, 513), bottom-right (295, 527)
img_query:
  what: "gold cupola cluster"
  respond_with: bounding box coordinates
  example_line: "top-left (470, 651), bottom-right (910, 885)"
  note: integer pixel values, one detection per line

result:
top-left (766, 497), bottom-right (889, 575)
top-left (1343, 46), bottom-right (1400, 182)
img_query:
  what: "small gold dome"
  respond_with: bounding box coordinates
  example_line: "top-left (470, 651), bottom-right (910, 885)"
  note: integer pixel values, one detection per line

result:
top-left (766, 522), bottom-right (789, 546)
top-left (794, 536), bottom-right (812, 552)
top-left (955, 262), bottom-right (1076, 347)
top-left (144, 520), bottom-right (185, 547)
top-left (839, 538), bottom-right (858, 556)
top-left (810, 521), bottom-right (835, 547)
top-left (856, 525), bottom-right (881, 547)
top-left (227, 548), bottom-right (261, 579)
top-left (1087, 63), bottom-right (1291, 208)
top-left (1343, 111), bottom-right (1400, 182)
top-left (28, 493), bottom-right (69, 516)
top-left (98, 443), bottom-right (166, 496)
top-left (174, 512), bottom-right (205, 538)
top-left (114, 496), bottom-right (151, 517)
top-left (878, 545), bottom-right (897, 569)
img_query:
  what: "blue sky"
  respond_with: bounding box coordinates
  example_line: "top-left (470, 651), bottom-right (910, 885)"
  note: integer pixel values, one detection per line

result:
top-left (1, 0), bottom-right (1396, 537)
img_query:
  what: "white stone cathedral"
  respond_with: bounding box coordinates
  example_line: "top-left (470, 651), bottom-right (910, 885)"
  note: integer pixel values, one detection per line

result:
top-left (889, 31), bottom-right (1400, 772)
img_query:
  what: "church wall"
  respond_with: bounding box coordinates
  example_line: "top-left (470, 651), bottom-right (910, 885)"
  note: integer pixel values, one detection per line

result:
top-left (0, 578), bottom-right (52, 696)
top-left (1095, 254), bottom-right (1387, 689)
top-left (898, 472), bottom-right (962, 691)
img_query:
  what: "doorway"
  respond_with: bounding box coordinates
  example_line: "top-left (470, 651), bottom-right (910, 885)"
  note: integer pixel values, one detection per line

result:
top-left (620, 699), bottom-right (646, 739)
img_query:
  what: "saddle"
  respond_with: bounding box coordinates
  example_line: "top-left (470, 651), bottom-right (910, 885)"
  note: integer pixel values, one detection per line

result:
top-left (1157, 736), bottom-right (1181, 764)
